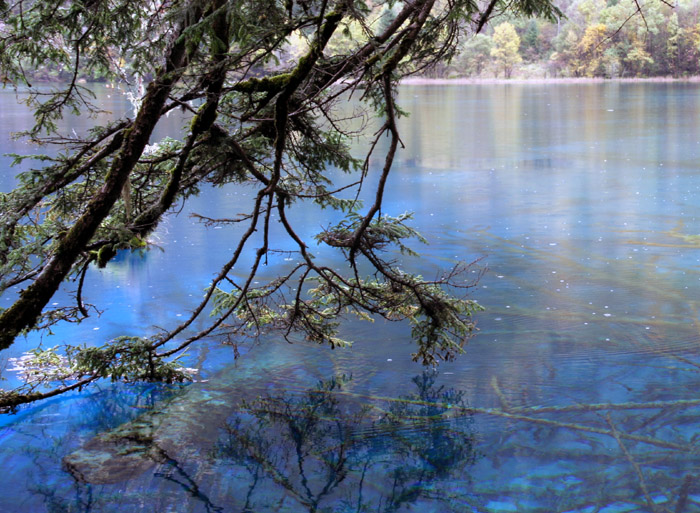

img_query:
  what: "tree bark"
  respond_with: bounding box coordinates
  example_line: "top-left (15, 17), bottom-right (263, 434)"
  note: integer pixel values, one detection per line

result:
top-left (0, 12), bottom-right (200, 349)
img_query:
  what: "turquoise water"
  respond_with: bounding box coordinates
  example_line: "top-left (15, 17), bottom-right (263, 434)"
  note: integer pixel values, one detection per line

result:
top-left (2, 82), bottom-right (700, 511)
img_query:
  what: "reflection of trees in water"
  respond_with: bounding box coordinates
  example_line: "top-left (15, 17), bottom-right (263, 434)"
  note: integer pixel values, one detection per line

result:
top-left (16, 384), bottom-right (186, 513)
top-left (211, 365), bottom-right (700, 512)
top-left (17, 362), bottom-right (700, 512)
top-left (153, 458), bottom-right (225, 513)
top-left (21, 424), bottom-right (96, 513)
top-left (211, 371), bottom-right (480, 512)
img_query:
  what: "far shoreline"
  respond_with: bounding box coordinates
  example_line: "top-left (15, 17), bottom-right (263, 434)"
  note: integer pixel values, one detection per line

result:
top-left (400, 76), bottom-right (700, 85)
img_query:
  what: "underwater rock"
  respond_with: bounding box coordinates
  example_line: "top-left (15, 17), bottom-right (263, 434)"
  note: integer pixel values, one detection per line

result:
top-left (61, 349), bottom-right (296, 484)
top-left (63, 415), bottom-right (165, 484)
top-left (63, 385), bottom-right (231, 484)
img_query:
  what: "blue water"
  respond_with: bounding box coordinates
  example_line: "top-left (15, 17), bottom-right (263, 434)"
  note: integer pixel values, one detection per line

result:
top-left (2, 82), bottom-right (700, 511)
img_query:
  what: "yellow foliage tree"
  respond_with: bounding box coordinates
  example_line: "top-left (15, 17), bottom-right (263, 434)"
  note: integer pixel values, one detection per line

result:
top-left (624, 36), bottom-right (654, 76)
top-left (577, 24), bottom-right (609, 77)
top-left (490, 22), bottom-right (522, 78)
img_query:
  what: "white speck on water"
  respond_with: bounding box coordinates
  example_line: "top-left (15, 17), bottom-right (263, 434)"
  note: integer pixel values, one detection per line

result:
top-left (387, 359), bottom-right (393, 362)
top-left (93, 327), bottom-right (100, 330)
top-left (495, 317), bottom-right (502, 321)
top-left (604, 313), bottom-right (611, 317)
top-left (549, 243), bottom-right (557, 246)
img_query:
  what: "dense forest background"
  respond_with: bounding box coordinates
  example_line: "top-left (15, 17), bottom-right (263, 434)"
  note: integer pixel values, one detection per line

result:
top-left (441, 0), bottom-right (700, 79)
top-left (15, 0), bottom-right (700, 83)
top-left (438, 0), bottom-right (700, 79)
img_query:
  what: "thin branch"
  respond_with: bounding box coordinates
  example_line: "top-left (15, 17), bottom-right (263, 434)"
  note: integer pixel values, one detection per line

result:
top-left (606, 413), bottom-right (665, 513)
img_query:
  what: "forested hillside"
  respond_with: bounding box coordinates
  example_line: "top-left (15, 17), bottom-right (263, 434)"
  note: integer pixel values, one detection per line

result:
top-left (310, 0), bottom-right (700, 79)
top-left (11, 0), bottom-right (699, 83)
top-left (445, 0), bottom-right (700, 79)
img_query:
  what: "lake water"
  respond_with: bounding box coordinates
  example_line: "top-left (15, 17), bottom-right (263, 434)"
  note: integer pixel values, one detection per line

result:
top-left (2, 82), bottom-right (700, 512)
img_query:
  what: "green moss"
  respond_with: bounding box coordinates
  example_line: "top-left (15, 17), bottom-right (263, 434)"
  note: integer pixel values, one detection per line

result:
top-left (235, 73), bottom-right (291, 93)
top-left (96, 245), bottom-right (117, 268)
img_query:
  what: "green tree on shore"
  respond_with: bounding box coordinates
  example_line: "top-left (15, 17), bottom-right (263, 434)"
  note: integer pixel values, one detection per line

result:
top-left (667, 12), bottom-right (681, 77)
top-left (459, 33), bottom-right (493, 76)
top-left (441, 0), bottom-right (700, 79)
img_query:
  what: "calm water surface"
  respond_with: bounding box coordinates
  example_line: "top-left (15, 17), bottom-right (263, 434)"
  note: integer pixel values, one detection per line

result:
top-left (1, 83), bottom-right (700, 512)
